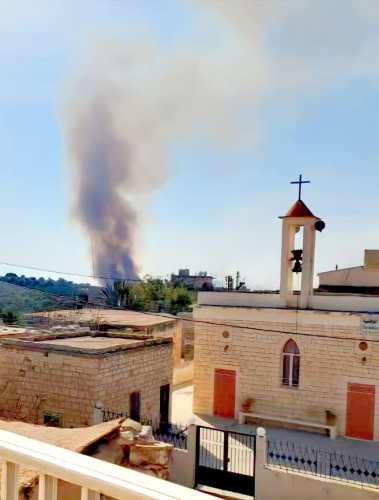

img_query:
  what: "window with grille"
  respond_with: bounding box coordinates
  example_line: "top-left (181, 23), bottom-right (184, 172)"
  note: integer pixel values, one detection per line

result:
top-left (282, 339), bottom-right (300, 387)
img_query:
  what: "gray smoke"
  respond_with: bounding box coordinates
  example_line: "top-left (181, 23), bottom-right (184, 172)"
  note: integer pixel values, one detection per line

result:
top-left (64, 34), bottom-right (267, 282)
top-left (64, 1), bottom-right (374, 282)
top-left (65, 86), bottom-right (138, 280)
top-left (64, 43), bottom-right (186, 281)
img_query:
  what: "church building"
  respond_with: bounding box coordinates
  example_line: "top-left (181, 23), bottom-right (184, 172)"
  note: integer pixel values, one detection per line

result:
top-left (193, 176), bottom-right (379, 440)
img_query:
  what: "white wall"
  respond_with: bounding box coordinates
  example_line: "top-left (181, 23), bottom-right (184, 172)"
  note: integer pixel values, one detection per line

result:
top-left (198, 292), bottom-right (285, 308)
top-left (258, 466), bottom-right (379, 500)
top-left (199, 290), bottom-right (379, 313)
top-left (312, 294), bottom-right (379, 313)
top-left (255, 429), bottom-right (379, 500)
top-left (195, 303), bottom-right (365, 327)
top-left (169, 425), bottom-right (196, 488)
top-left (319, 267), bottom-right (379, 287)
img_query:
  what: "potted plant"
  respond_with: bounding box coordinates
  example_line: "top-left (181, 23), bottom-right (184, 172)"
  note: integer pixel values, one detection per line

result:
top-left (241, 398), bottom-right (254, 412)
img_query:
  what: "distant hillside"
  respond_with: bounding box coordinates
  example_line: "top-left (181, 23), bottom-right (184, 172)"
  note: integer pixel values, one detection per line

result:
top-left (0, 282), bottom-right (58, 313)
top-left (0, 273), bottom-right (104, 314)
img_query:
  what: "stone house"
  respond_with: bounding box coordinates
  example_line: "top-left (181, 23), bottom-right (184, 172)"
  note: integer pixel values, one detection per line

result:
top-left (193, 188), bottom-right (379, 441)
top-left (30, 308), bottom-right (183, 365)
top-left (0, 330), bottom-right (173, 427)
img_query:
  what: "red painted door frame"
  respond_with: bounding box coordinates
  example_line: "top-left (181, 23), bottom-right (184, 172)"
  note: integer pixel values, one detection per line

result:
top-left (346, 383), bottom-right (375, 440)
top-left (213, 368), bottom-right (236, 418)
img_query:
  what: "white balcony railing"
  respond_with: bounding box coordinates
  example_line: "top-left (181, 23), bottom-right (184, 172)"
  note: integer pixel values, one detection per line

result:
top-left (0, 429), bottom-right (211, 499)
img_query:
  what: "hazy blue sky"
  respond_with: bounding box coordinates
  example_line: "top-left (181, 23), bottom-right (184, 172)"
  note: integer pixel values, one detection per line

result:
top-left (1, 0), bottom-right (379, 288)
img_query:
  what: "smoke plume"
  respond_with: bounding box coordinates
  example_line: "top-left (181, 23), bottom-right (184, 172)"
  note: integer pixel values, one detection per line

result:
top-left (64, 30), bottom-right (267, 281)
top-left (65, 86), bottom-right (139, 280)
top-left (64, 44), bottom-right (193, 281)
top-left (64, 1), bottom-right (376, 282)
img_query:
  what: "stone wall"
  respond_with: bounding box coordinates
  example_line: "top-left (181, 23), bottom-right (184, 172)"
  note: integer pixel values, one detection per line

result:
top-left (0, 343), bottom-right (173, 427)
top-left (177, 313), bottom-right (194, 361)
top-left (97, 344), bottom-right (173, 420)
top-left (193, 306), bottom-right (379, 439)
top-left (149, 321), bottom-right (182, 366)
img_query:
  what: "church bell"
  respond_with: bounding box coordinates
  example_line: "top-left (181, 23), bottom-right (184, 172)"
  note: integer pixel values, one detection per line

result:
top-left (290, 249), bottom-right (303, 273)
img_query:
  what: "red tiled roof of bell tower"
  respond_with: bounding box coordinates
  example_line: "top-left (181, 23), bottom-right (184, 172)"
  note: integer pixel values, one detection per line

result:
top-left (282, 199), bottom-right (319, 218)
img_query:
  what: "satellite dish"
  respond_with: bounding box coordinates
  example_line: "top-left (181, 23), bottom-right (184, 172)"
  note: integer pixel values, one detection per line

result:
top-left (315, 220), bottom-right (326, 232)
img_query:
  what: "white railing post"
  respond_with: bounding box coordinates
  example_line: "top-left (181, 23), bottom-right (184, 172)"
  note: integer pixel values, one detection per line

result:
top-left (38, 474), bottom-right (58, 500)
top-left (254, 427), bottom-right (268, 500)
top-left (81, 487), bottom-right (101, 500)
top-left (187, 424), bottom-right (197, 488)
top-left (0, 429), bottom-right (213, 500)
top-left (1, 461), bottom-right (18, 500)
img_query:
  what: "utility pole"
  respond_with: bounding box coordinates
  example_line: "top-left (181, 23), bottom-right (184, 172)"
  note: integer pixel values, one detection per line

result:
top-left (225, 275), bottom-right (234, 291)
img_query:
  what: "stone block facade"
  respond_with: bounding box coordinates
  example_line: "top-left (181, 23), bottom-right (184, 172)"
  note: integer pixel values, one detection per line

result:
top-left (177, 312), bottom-right (194, 361)
top-left (0, 335), bottom-right (173, 428)
top-left (193, 306), bottom-right (379, 440)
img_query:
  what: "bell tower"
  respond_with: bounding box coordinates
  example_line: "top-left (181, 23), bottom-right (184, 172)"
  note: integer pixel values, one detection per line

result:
top-left (279, 175), bottom-right (325, 309)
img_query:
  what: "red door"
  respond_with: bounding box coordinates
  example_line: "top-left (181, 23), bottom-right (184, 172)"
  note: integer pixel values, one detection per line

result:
top-left (213, 369), bottom-right (236, 418)
top-left (346, 383), bottom-right (375, 440)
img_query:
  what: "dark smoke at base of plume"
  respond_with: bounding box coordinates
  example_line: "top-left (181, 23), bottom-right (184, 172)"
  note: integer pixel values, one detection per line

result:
top-left (67, 91), bottom-right (139, 283)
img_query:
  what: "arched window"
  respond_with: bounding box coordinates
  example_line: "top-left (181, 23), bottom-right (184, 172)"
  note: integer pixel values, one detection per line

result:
top-left (282, 339), bottom-right (300, 387)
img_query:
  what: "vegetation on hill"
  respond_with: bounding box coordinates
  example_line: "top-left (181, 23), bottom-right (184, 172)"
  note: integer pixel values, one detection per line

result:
top-left (0, 273), bottom-right (194, 317)
top-left (0, 274), bottom-right (102, 315)
top-left (0, 281), bottom-right (56, 314)
top-left (0, 273), bottom-right (94, 297)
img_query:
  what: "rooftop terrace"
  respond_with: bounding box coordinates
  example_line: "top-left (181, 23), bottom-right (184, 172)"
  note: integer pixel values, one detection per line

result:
top-left (0, 331), bottom-right (172, 357)
top-left (29, 308), bottom-right (176, 331)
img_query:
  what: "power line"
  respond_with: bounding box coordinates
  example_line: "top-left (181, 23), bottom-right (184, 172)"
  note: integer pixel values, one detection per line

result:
top-left (4, 279), bottom-right (379, 345)
top-left (123, 307), bottom-right (379, 344)
top-left (0, 261), bottom-right (142, 283)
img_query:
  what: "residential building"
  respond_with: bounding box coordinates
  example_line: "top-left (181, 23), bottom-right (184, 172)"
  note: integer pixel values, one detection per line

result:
top-left (318, 249), bottom-right (379, 293)
top-left (0, 330), bottom-right (173, 427)
top-left (170, 269), bottom-right (214, 290)
top-left (193, 190), bottom-right (379, 440)
top-left (30, 308), bottom-right (183, 365)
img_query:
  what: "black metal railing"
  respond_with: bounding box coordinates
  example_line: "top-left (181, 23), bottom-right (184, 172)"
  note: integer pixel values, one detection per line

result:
top-left (102, 409), bottom-right (188, 450)
top-left (102, 409), bottom-right (128, 421)
top-left (267, 440), bottom-right (379, 488)
top-left (143, 418), bottom-right (188, 450)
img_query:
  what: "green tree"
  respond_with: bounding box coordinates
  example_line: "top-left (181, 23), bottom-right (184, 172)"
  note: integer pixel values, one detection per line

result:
top-left (102, 280), bottom-right (144, 309)
top-left (166, 286), bottom-right (192, 314)
top-left (102, 278), bottom-right (194, 314)
top-left (1, 311), bottom-right (19, 325)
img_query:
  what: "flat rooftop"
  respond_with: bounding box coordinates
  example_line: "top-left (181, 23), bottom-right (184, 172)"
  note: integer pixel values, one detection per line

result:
top-left (38, 336), bottom-right (146, 350)
top-left (29, 308), bottom-right (176, 330)
top-left (0, 331), bottom-right (172, 357)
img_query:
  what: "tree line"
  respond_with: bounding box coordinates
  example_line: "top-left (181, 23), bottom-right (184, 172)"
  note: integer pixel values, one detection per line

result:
top-left (0, 273), bottom-right (194, 317)
top-left (102, 277), bottom-right (194, 314)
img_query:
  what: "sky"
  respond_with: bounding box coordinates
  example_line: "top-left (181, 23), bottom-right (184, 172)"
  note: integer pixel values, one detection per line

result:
top-left (1, 0), bottom-right (379, 289)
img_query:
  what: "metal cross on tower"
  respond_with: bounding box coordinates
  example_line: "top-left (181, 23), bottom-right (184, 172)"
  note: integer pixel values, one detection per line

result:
top-left (291, 174), bottom-right (310, 200)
